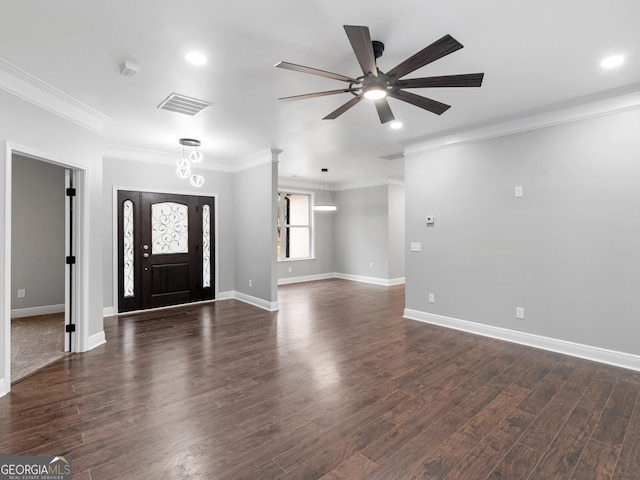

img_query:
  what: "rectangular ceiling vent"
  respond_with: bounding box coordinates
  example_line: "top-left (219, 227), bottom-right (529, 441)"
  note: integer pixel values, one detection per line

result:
top-left (379, 152), bottom-right (405, 161)
top-left (157, 93), bottom-right (211, 116)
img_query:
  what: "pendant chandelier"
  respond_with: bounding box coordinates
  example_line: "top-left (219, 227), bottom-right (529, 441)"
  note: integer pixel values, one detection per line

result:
top-left (313, 168), bottom-right (336, 211)
top-left (176, 138), bottom-right (204, 187)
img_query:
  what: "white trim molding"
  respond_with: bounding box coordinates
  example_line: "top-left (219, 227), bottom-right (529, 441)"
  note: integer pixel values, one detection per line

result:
top-left (335, 273), bottom-right (405, 286)
top-left (0, 376), bottom-right (7, 397)
top-left (11, 304), bottom-right (65, 318)
top-left (103, 144), bottom-right (237, 173)
top-left (0, 58), bottom-right (109, 133)
top-left (278, 273), bottom-right (337, 285)
top-left (233, 291), bottom-right (279, 312)
top-left (405, 83), bottom-right (640, 157)
top-left (86, 331), bottom-right (106, 351)
top-left (404, 309), bottom-right (640, 372)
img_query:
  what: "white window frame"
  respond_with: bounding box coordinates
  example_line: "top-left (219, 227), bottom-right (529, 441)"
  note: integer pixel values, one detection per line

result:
top-left (277, 190), bottom-right (315, 261)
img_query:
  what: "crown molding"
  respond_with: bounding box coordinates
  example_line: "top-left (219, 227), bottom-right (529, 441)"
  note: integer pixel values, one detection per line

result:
top-left (278, 176), bottom-right (404, 192)
top-left (234, 148), bottom-right (274, 172)
top-left (405, 83), bottom-right (640, 157)
top-left (103, 144), bottom-right (275, 174)
top-left (0, 58), bottom-right (109, 134)
top-left (103, 143), bottom-right (237, 172)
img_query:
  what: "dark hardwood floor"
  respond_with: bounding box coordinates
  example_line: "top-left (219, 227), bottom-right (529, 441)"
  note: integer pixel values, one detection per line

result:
top-left (1, 279), bottom-right (640, 479)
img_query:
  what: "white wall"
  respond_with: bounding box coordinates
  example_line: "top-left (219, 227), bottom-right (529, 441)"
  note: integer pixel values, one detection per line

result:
top-left (11, 155), bottom-right (65, 313)
top-left (405, 107), bottom-right (640, 358)
top-left (1, 89), bottom-right (104, 396)
top-left (101, 156), bottom-right (236, 312)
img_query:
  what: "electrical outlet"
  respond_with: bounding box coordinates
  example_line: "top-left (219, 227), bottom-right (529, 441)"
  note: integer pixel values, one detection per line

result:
top-left (17, 289), bottom-right (26, 299)
top-left (369, 262), bottom-right (374, 269)
top-left (516, 307), bottom-right (524, 319)
top-left (428, 293), bottom-right (435, 304)
top-left (249, 280), bottom-right (252, 288)
top-left (288, 266), bottom-right (292, 273)
top-left (515, 186), bottom-right (524, 197)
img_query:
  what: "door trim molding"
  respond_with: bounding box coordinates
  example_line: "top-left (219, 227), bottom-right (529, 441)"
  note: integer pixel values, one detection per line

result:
top-left (2, 141), bottom-right (90, 396)
top-left (111, 186), bottom-right (220, 314)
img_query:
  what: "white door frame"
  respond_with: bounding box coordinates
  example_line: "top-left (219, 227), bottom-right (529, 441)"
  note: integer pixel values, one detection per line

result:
top-left (2, 141), bottom-right (87, 393)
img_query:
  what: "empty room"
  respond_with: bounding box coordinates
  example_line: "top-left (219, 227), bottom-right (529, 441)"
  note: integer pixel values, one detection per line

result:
top-left (1, 1), bottom-right (640, 479)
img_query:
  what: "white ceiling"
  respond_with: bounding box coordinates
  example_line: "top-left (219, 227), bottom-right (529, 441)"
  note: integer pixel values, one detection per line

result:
top-left (1, 0), bottom-right (639, 186)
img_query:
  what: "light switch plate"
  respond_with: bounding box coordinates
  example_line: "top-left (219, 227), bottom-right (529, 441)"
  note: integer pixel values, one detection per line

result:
top-left (410, 242), bottom-right (422, 252)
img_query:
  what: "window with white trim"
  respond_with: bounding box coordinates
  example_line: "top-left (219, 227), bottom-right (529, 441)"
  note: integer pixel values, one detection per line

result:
top-left (277, 192), bottom-right (312, 260)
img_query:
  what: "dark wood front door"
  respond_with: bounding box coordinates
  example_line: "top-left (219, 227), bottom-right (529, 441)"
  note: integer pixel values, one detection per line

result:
top-left (117, 190), bottom-right (214, 312)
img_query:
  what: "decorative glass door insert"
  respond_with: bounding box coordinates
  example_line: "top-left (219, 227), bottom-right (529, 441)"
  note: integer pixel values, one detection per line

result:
top-left (151, 202), bottom-right (188, 254)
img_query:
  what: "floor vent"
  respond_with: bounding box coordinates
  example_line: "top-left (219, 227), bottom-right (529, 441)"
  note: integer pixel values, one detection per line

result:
top-left (379, 152), bottom-right (405, 161)
top-left (157, 93), bottom-right (211, 116)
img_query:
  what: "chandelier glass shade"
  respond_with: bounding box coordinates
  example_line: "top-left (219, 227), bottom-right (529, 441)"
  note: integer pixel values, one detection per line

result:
top-left (176, 138), bottom-right (204, 187)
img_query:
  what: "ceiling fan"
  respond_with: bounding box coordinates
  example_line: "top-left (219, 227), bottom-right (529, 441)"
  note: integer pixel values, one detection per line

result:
top-left (275, 25), bottom-right (484, 124)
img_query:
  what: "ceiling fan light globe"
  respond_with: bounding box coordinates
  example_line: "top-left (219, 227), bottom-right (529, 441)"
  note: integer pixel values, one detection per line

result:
top-left (364, 88), bottom-right (387, 100)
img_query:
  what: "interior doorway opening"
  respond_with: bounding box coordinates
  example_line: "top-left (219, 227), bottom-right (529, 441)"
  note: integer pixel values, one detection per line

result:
top-left (7, 149), bottom-right (82, 384)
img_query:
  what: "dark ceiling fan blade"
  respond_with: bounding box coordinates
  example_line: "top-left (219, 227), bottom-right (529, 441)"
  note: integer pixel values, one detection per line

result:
top-left (374, 98), bottom-right (395, 124)
top-left (344, 25), bottom-right (378, 77)
top-left (387, 34), bottom-right (464, 79)
top-left (398, 73), bottom-right (484, 89)
top-left (275, 61), bottom-right (359, 83)
top-left (389, 90), bottom-right (451, 115)
top-left (279, 88), bottom-right (360, 102)
top-left (323, 95), bottom-right (363, 120)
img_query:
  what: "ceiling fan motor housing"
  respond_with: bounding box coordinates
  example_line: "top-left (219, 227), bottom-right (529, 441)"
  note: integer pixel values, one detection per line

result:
top-left (372, 40), bottom-right (385, 59)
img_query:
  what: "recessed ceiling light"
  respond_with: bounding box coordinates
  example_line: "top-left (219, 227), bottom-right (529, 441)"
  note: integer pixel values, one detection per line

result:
top-left (186, 51), bottom-right (207, 65)
top-left (390, 121), bottom-right (403, 130)
top-left (600, 55), bottom-right (624, 69)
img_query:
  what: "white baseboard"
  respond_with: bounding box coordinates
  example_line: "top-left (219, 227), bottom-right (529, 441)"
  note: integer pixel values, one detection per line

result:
top-left (217, 291), bottom-right (235, 300)
top-left (233, 291), bottom-right (279, 311)
top-left (86, 331), bottom-right (106, 351)
top-left (335, 273), bottom-right (406, 286)
top-left (103, 306), bottom-right (116, 317)
top-left (11, 304), bottom-right (65, 319)
top-left (278, 273), bottom-right (337, 285)
top-left (404, 309), bottom-right (640, 372)
top-left (0, 377), bottom-right (7, 397)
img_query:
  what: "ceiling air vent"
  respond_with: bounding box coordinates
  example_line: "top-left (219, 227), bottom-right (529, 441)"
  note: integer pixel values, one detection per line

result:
top-left (379, 152), bottom-right (405, 161)
top-left (157, 93), bottom-right (211, 116)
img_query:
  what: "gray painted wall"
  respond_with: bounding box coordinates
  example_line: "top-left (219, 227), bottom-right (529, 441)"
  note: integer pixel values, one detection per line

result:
top-left (388, 182), bottom-right (405, 280)
top-left (334, 185), bottom-right (390, 279)
top-left (405, 107), bottom-right (640, 355)
top-left (11, 155), bottom-right (65, 311)
top-left (234, 161), bottom-right (277, 302)
top-left (101, 157), bottom-right (236, 310)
